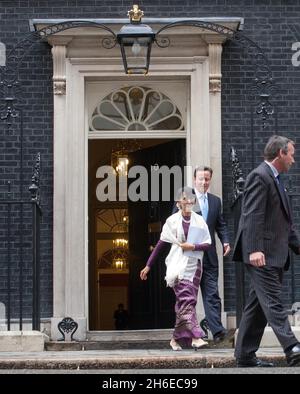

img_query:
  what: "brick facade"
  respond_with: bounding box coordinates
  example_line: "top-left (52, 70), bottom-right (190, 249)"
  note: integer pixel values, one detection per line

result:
top-left (1, 0), bottom-right (300, 319)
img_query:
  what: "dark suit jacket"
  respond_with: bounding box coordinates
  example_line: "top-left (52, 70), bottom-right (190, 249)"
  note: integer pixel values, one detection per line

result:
top-left (173, 191), bottom-right (229, 267)
top-left (232, 162), bottom-right (300, 269)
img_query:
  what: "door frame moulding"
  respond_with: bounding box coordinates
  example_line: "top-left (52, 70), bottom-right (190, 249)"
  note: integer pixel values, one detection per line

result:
top-left (51, 56), bottom-right (211, 339)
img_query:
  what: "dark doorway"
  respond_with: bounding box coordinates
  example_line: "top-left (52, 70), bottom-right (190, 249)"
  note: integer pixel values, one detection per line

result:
top-left (128, 139), bottom-right (186, 329)
top-left (88, 139), bottom-right (186, 330)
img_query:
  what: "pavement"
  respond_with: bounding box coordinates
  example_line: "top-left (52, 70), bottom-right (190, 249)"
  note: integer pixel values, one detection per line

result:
top-left (0, 347), bottom-right (293, 370)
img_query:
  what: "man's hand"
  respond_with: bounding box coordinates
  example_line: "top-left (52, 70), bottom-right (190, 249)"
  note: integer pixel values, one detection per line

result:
top-left (249, 251), bottom-right (266, 267)
top-left (180, 242), bottom-right (195, 251)
top-left (223, 243), bottom-right (231, 256)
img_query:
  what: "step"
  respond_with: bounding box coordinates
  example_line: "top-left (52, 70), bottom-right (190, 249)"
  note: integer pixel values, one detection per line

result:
top-left (45, 340), bottom-right (170, 351)
top-left (87, 329), bottom-right (174, 341)
top-left (45, 329), bottom-right (235, 351)
top-left (46, 329), bottom-right (172, 351)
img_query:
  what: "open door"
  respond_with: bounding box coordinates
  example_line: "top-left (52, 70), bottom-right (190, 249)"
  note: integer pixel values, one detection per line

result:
top-left (128, 139), bottom-right (186, 329)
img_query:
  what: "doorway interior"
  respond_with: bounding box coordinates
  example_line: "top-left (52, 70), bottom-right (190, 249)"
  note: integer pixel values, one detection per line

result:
top-left (88, 138), bottom-right (186, 330)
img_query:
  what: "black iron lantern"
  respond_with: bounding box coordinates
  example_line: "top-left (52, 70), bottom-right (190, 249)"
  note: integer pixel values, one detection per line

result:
top-left (117, 5), bottom-right (155, 75)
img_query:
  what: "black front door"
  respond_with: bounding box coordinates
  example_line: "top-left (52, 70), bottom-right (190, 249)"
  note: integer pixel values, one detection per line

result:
top-left (128, 139), bottom-right (186, 329)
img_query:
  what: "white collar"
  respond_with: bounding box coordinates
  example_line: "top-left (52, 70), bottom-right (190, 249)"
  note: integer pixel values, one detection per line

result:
top-left (265, 160), bottom-right (279, 178)
top-left (195, 189), bottom-right (208, 200)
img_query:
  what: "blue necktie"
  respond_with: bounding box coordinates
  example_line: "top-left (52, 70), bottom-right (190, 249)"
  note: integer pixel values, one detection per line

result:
top-left (201, 195), bottom-right (208, 222)
top-left (277, 174), bottom-right (285, 194)
top-left (277, 174), bottom-right (289, 213)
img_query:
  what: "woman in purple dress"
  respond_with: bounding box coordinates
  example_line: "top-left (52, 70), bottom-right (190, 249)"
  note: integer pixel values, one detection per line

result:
top-left (140, 187), bottom-right (211, 351)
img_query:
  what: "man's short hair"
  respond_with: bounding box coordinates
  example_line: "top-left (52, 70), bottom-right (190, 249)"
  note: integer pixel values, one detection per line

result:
top-left (194, 166), bottom-right (213, 178)
top-left (264, 135), bottom-right (295, 161)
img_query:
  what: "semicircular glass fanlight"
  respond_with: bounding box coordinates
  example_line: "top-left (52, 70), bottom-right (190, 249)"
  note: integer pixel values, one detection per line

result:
top-left (89, 86), bottom-right (184, 132)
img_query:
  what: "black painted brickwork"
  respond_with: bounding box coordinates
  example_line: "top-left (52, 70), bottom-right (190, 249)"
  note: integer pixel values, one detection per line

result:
top-left (1, 0), bottom-right (300, 318)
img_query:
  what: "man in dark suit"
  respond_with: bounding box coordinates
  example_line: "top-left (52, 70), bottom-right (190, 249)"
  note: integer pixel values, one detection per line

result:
top-left (233, 135), bottom-right (300, 368)
top-left (193, 166), bottom-right (231, 342)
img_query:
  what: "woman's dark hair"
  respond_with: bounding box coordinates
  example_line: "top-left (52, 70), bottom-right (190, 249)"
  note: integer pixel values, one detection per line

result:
top-left (175, 186), bottom-right (196, 202)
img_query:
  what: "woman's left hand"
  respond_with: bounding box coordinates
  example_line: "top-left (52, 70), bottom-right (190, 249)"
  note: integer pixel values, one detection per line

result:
top-left (140, 266), bottom-right (150, 280)
top-left (179, 242), bottom-right (195, 251)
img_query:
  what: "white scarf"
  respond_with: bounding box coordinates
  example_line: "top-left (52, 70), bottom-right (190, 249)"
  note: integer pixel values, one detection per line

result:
top-left (160, 211), bottom-right (211, 287)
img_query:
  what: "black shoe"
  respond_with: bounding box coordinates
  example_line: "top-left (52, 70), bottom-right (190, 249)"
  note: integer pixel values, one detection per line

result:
top-left (200, 318), bottom-right (210, 340)
top-left (213, 330), bottom-right (228, 343)
top-left (236, 357), bottom-right (274, 368)
top-left (286, 343), bottom-right (300, 366)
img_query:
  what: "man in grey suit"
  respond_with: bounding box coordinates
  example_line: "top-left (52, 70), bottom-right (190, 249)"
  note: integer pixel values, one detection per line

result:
top-left (233, 135), bottom-right (300, 367)
top-left (193, 167), bottom-right (231, 342)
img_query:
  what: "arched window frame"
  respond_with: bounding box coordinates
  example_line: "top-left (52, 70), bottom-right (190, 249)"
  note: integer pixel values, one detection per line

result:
top-left (88, 85), bottom-right (186, 138)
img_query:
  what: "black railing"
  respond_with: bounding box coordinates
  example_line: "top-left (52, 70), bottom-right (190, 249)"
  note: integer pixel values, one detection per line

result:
top-left (0, 154), bottom-right (41, 331)
top-left (230, 147), bottom-right (245, 328)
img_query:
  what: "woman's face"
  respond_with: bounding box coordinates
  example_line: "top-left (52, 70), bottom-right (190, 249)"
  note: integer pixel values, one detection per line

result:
top-left (178, 194), bottom-right (195, 214)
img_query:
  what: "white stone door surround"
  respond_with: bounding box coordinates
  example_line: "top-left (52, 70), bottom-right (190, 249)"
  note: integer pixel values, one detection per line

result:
top-left (39, 19), bottom-right (242, 339)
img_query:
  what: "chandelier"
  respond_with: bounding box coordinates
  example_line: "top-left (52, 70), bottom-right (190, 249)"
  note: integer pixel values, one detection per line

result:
top-left (112, 238), bottom-right (129, 270)
top-left (111, 139), bottom-right (141, 176)
top-left (111, 150), bottom-right (129, 177)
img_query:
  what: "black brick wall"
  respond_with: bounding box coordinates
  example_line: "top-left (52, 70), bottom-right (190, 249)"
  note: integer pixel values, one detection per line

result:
top-left (1, 0), bottom-right (300, 319)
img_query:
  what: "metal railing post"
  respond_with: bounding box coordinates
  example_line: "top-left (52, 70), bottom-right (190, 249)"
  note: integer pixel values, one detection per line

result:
top-left (6, 182), bottom-right (11, 330)
top-left (232, 195), bottom-right (245, 327)
top-left (230, 147), bottom-right (245, 328)
top-left (32, 201), bottom-right (41, 331)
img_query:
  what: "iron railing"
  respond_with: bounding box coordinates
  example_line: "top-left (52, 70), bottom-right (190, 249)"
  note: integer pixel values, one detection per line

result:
top-left (230, 147), bottom-right (245, 327)
top-left (0, 153), bottom-right (41, 330)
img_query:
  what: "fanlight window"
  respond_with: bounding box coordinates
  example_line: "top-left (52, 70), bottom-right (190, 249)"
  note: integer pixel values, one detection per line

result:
top-left (89, 86), bottom-right (184, 132)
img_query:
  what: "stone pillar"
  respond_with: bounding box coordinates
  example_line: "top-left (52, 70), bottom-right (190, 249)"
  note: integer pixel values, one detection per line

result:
top-left (195, 42), bottom-right (226, 332)
top-left (208, 42), bottom-right (227, 327)
top-left (50, 40), bottom-right (86, 340)
top-left (51, 43), bottom-right (67, 335)
top-left (208, 43), bottom-right (223, 196)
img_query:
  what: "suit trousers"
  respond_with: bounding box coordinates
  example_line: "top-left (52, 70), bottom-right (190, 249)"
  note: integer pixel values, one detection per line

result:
top-left (235, 264), bottom-right (298, 360)
top-left (200, 258), bottom-right (224, 336)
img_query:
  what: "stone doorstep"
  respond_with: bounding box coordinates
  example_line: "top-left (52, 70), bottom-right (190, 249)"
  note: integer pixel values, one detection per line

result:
top-left (45, 336), bottom-right (235, 351)
top-left (46, 340), bottom-right (172, 351)
top-left (0, 331), bottom-right (49, 352)
top-left (45, 339), bottom-right (235, 352)
top-left (86, 329), bottom-right (174, 342)
top-left (45, 328), bottom-right (237, 351)
top-left (2, 327), bottom-right (299, 354)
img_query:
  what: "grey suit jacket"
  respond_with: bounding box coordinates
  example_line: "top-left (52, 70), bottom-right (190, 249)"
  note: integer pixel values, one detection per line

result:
top-left (232, 162), bottom-right (300, 269)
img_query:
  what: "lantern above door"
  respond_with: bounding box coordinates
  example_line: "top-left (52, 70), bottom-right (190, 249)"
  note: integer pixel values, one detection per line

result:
top-left (117, 5), bottom-right (155, 75)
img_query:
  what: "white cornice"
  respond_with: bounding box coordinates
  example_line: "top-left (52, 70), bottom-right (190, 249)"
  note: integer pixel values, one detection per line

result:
top-left (29, 17), bottom-right (244, 32)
